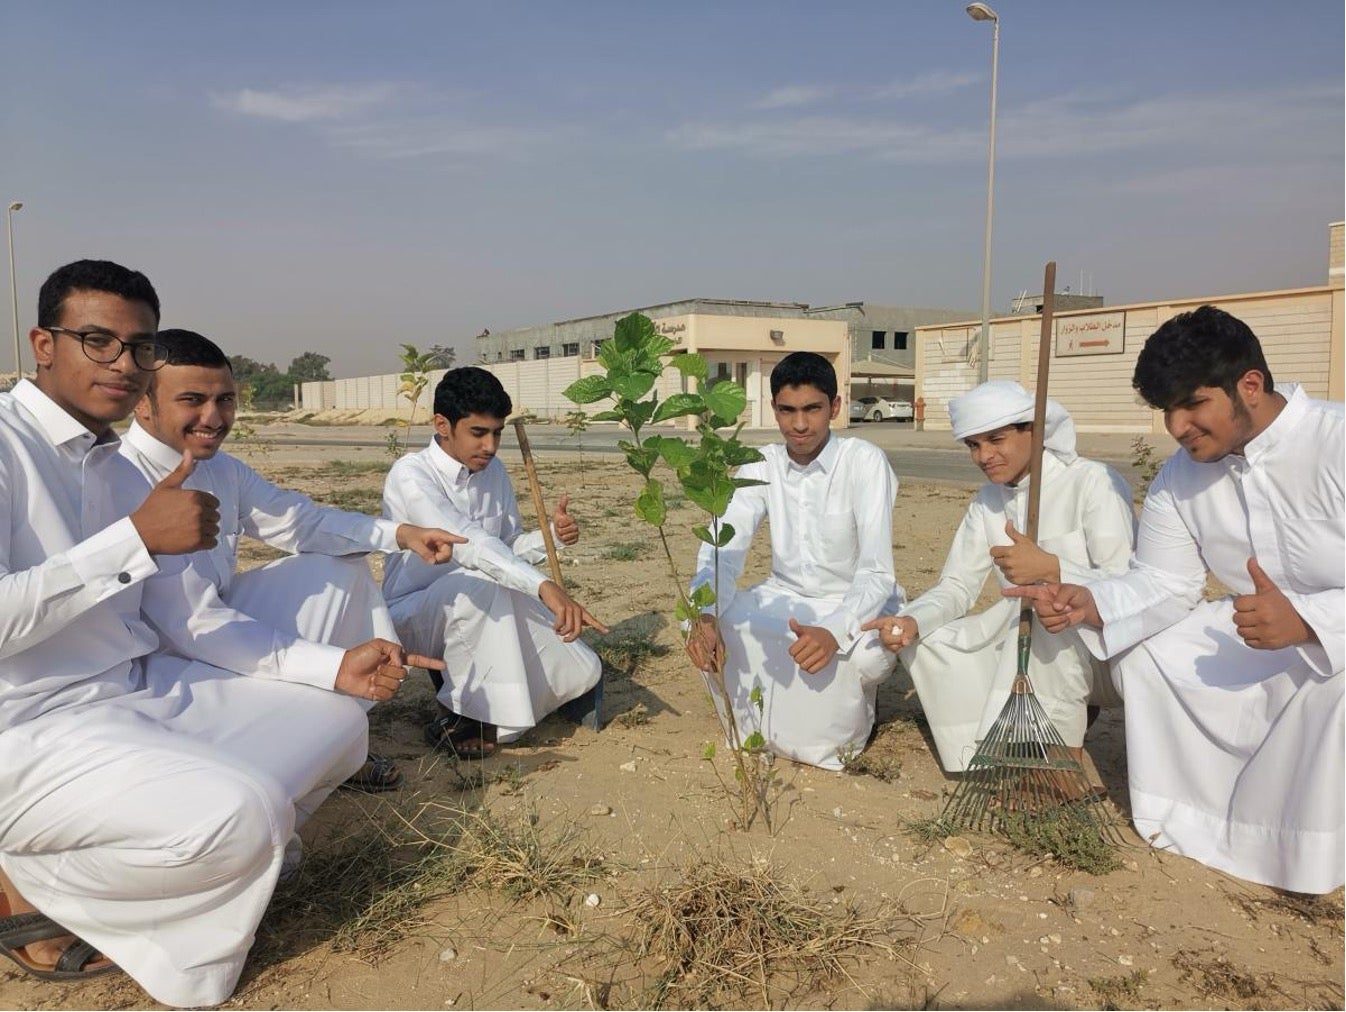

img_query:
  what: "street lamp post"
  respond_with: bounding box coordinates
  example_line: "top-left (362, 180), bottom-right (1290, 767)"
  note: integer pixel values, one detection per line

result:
top-left (967, 2), bottom-right (999, 385)
top-left (6, 202), bottom-right (22, 380)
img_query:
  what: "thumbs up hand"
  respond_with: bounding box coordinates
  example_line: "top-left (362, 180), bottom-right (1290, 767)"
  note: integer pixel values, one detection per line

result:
top-left (552, 493), bottom-right (580, 546)
top-left (989, 521), bottom-right (1061, 586)
top-left (787, 617), bottom-right (840, 674)
top-left (1232, 557), bottom-right (1317, 650)
top-left (130, 449), bottom-right (222, 555)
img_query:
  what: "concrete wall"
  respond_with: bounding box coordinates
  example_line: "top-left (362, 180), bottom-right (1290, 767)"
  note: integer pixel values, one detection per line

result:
top-left (915, 285), bottom-right (1344, 433)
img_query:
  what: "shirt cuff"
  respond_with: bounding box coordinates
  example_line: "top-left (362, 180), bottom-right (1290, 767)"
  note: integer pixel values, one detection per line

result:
top-left (371, 518), bottom-right (403, 553)
top-left (817, 608), bottom-right (859, 654)
top-left (277, 639), bottom-right (347, 691)
top-left (68, 516), bottom-right (158, 595)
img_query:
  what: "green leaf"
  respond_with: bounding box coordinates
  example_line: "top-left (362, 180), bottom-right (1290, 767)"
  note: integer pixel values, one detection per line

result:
top-left (620, 441), bottom-right (658, 474)
top-left (742, 731), bottom-right (766, 752)
top-left (701, 741), bottom-right (717, 760)
top-left (614, 312), bottom-right (657, 353)
top-left (702, 380), bottom-right (747, 421)
top-left (722, 442), bottom-right (766, 466)
top-left (749, 684), bottom-right (764, 710)
top-left (734, 765), bottom-right (745, 782)
top-left (680, 462), bottom-right (736, 517)
top-left (610, 369), bottom-right (658, 401)
top-left (651, 392), bottom-right (707, 424)
top-left (675, 598), bottom-right (698, 623)
top-left (653, 436), bottom-right (697, 468)
top-left (732, 477), bottom-right (768, 489)
top-left (668, 352), bottom-right (708, 381)
top-left (634, 479), bottom-right (666, 526)
top-left (588, 409), bottom-right (624, 422)
top-left (713, 521), bottom-right (736, 547)
top-left (641, 335), bottom-right (677, 361)
top-left (562, 375), bottom-right (613, 405)
top-left (692, 524), bottom-right (715, 546)
top-left (690, 583), bottom-right (717, 608)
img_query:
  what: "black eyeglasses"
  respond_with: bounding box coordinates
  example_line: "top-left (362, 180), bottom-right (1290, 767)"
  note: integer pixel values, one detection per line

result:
top-left (45, 327), bottom-right (169, 371)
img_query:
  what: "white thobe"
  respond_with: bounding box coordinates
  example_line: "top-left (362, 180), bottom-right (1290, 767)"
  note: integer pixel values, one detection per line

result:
top-left (899, 454), bottom-right (1135, 771)
top-left (120, 421), bottom-right (400, 690)
top-left (0, 382), bottom-right (367, 1008)
top-left (690, 435), bottom-right (902, 770)
top-left (382, 439), bottom-right (599, 740)
top-left (1082, 385), bottom-right (1343, 894)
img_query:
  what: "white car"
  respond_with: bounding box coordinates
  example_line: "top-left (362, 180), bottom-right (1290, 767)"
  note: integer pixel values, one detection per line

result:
top-left (849, 396), bottom-right (913, 422)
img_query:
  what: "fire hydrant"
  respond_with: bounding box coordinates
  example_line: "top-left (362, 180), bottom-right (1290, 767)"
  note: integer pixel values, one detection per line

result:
top-left (914, 396), bottom-right (926, 432)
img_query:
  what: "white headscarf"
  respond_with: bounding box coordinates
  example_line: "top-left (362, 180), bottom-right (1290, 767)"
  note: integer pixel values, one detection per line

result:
top-left (947, 380), bottom-right (1077, 464)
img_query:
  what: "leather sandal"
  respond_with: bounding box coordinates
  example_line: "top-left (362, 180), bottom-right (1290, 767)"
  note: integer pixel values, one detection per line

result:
top-left (340, 752), bottom-right (405, 794)
top-left (0, 893), bottom-right (118, 983)
top-left (424, 713), bottom-right (497, 760)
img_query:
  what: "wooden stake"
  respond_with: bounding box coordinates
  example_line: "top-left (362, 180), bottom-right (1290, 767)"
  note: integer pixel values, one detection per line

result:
top-left (513, 419), bottom-right (565, 588)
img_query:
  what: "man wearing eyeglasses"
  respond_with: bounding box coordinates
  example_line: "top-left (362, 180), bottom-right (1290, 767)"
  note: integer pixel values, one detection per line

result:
top-left (0, 260), bottom-right (432, 1006)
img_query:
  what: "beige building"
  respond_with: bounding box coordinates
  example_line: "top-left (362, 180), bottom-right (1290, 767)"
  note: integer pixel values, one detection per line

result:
top-left (299, 312), bottom-right (851, 429)
top-left (915, 223), bottom-right (1345, 433)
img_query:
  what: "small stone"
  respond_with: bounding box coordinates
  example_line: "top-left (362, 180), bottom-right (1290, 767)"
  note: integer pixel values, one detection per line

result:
top-left (1109, 927), bottom-right (1121, 937)
top-left (619, 761), bottom-right (637, 773)
top-left (585, 893), bottom-right (601, 907)
top-left (1049, 933), bottom-right (1062, 944)
top-left (943, 836), bottom-right (973, 859)
top-left (1039, 936), bottom-right (1050, 945)
top-left (1118, 954), bottom-right (1134, 966)
top-left (1123, 859), bottom-right (1140, 872)
top-left (588, 804), bottom-right (613, 816)
top-left (438, 946), bottom-right (457, 962)
top-left (1029, 866), bottom-right (1043, 878)
top-left (1068, 886), bottom-right (1095, 909)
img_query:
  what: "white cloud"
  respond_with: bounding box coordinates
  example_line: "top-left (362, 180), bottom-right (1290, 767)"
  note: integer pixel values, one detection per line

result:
top-left (211, 83), bottom-right (398, 123)
top-left (325, 119), bottom-right (571, 161)
top-left (871, 70), bottom-right (981, 101)
top-left (750, 85), bottom-right (835, 110)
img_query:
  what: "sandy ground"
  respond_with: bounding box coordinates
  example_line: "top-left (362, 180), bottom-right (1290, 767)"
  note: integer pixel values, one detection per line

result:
top-left (3, 435), bottom-right (1341, 1011)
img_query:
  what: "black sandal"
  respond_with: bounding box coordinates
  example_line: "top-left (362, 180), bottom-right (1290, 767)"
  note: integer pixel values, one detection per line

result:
top-left (0, 894), bottom-right (118, 982)
top-left (340, 752), bottom-right (405, 794)
top-left (424, 713), bottom-right (497, 760)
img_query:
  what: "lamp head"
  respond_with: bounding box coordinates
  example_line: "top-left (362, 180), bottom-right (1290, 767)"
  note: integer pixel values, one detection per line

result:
top-left (6, 202), bottom-right (21, 213)
top-left (966, 2), bottom-right (998, 22)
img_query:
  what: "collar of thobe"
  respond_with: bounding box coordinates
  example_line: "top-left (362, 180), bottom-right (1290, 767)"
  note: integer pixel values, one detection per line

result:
top-left (11, 378), bottom-right (111, 451)
top-left (426, 436), bottom-right (480, 490)
top-left (786, 432), bottom-right (839, 474)
top-left (1230, 383), bottom-right (1306, 472)
top-left (993, 450), bottom-right (1067, 505)
top-left (123, 418), bottom-right (186, 475)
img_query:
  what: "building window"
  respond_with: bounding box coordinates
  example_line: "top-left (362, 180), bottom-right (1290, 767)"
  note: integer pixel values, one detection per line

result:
top-left (892, 331), bottom-right (908, 351)
top-left (562, 342), bottom-right (580, 357)
top-left (590, 338), bottom-right (607, 357)
top-left (534, 346), bottom-right (551, 360)
top-left (509, 349), bottom-right (525, 362)
top-left (871, 330), bottom-right (886, 350)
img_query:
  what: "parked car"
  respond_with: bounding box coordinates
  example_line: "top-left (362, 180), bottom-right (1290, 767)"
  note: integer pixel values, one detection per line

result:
top-left (849, 395), bottom-right (914, 422)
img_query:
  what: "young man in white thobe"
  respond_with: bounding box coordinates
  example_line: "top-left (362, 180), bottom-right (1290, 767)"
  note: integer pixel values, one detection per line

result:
top-left (0, 260), bottom-right (433, 1007)
top-left (382, 366), bottom-right (608, 757)
top-left (1011, 305), bottom-right (1343, 894)
top-left (686, 352), bottom-right (901, 770)
top-left (120, 329), bottom-right (464, 792)
top-left (862, 381), bottom-right (1134, 774)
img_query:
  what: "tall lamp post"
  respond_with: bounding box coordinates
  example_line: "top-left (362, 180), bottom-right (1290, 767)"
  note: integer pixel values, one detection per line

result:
top-left (6, 201), bottom-right (22, 380)
top-left (967, 2), bottom-right (999, 385)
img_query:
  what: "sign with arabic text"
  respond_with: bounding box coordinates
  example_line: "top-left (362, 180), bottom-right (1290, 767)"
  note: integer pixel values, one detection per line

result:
top-left (1054, 311), bottom-right (1126, 357)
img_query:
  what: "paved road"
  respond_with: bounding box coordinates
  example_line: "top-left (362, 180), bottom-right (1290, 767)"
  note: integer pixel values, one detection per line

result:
top-left (253, 419), bottom-right (1155, 490)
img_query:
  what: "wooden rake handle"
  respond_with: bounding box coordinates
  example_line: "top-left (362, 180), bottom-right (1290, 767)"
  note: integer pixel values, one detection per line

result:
top-left (513, 419), bottom-right (565, 589)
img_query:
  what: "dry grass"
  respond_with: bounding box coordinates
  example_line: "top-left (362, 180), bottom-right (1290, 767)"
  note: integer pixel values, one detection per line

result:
top-left (625, 858), bottom-right (910, 1009)
top-left (998, 806), bottom-right (1122, 875)
top-left (1088, 969), bottom-right (1150, 1010)
top-left (1171, 948), bottom-right (1268, 1002)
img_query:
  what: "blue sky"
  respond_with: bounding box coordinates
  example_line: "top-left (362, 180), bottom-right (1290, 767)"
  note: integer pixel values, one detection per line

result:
top-left (2, 1), bottom-right (1341, 377)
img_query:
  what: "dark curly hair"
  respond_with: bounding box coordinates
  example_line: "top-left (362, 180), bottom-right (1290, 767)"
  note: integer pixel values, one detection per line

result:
top-left (37, 260), bottom-right (160, 328)
top-left (770, 351), bottom-right (837, 400)
top-left (433, 366), bottom-right (513, 424)
top-left (157, 329), bottom-right (231, 371)
top-left (1133, 305), bottom-right (1273, 410)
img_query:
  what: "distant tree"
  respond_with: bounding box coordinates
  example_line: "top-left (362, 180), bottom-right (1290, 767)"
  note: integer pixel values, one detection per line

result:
top-left (426, 344), bottom-right (456, 369)
top-left (288, 351), bottom-right (332, 384)
top-left (228, 355), bottom-right (269, 382)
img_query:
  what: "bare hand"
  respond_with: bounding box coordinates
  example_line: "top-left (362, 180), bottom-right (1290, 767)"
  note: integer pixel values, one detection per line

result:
top-left (685, 614), bottom-right (726, 672)
top-left (1233, 557), bottom-right (1317, 650)
top-left (130, 449), bottom-right (222, 555)
top-left (539, 580), bottom-right (608, 642)
top-left (1003, 582), bottom-right (1101, 633)
top-left (334, 638), bottom-right (445, 702)
top-left (989, 522), bottom-right (1061, 586)
top-left (396, 523), bottom-right (467, 564)
top-left (860, 614), bottom-right (919, 652)
top-left (787, 618), bottom-right (839, 674)
top-left (552, 494), bottom-right (579, 546)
